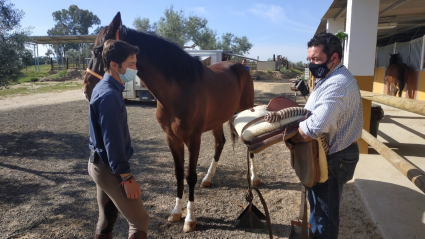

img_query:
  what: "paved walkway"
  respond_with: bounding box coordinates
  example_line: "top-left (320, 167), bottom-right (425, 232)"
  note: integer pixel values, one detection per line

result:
top-left (354, 103), bottom-right (425, 239)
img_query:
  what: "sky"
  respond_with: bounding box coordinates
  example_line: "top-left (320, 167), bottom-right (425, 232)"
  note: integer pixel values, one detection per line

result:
top-left (13, 0), bottom-right (333, 63)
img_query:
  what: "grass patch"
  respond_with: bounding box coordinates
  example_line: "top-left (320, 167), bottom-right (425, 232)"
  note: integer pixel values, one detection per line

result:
top-left (17, 65), bottom-right (51, 84)
top-left (51, 70), bottom-right (68, 79)
top-left (0, 82), bottom-right (83, 98)
top-left (290, 68), bottom-right (303, 74)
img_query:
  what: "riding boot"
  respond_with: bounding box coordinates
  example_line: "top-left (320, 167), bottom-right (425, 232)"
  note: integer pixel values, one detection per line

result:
top-left (94, 231), bottom-right (112, 239)
top-left (129, 231), bottom-right (147, 239)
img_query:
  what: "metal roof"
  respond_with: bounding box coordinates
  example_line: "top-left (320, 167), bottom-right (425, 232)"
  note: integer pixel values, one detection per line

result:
top-left (316, 0), bottom-right (425, 46)
top-left (29, 35), bottom-right (97, 44)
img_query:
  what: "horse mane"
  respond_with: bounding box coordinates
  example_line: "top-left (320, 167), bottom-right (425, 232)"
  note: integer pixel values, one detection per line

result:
top-left (118, 25), bottom-right (205, 85)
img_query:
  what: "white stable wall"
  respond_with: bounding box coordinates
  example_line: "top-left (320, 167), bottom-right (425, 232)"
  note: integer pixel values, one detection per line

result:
top-left (344, 0), bottom-right (380, 76)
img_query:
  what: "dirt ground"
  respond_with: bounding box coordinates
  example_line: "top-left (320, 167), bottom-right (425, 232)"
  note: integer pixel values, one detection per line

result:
top-left (0, 79), bottom-right (381, 239)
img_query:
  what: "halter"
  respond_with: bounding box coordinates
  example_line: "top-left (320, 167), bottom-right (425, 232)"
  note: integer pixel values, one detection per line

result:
top-left (86, 68), bottom-right (103, 80)
top-left (86, 28), bottom-right (120, 80)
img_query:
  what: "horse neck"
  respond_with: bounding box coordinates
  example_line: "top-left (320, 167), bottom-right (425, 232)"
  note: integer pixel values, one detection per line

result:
top-left (136, 59), bottom-right (172, 105)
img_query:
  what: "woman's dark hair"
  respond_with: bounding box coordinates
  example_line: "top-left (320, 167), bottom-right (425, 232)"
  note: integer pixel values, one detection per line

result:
top-left (307, 32), bottom-right (342, 60)
top-left (102, 40), bottom-right (140, 71)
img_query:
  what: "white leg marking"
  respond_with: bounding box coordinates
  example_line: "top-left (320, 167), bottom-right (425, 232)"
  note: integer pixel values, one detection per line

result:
top-left (171, 193), bottom-right (185, 215)
top-left (201, 158), bottom-right (218, 184)
top-left (250, 155), bottom-right (260, 185)
top-left (185, 201), bottom-right (196, 222)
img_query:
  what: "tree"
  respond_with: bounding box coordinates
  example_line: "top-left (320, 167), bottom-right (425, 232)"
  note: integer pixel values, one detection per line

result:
top-left (216, 33), bottom-right (253, 55)
top-left (0, 0), bottom-right (33, 89)
top-left (133, 17), bottom-right (153, 32)
top-left (47, 5), bottom-right (101, 63)
top-left (133, 5), bottom-right (252, 53)
top-left (45, 49), bottom-right (55, 58)
top-left (155, 6), bottom-right (188, 47)
top-left (295, 61), bottom-right (304, 68)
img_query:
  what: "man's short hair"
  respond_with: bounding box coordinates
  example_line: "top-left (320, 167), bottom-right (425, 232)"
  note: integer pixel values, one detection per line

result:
top-left (307, 32), bottom-right (342, 60)
top-left (102, 40), bottom-right (140, 71)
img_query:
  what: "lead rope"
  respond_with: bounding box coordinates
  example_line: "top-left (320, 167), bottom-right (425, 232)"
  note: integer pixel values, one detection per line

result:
top-left (245, 147), bottom-right (273, 239)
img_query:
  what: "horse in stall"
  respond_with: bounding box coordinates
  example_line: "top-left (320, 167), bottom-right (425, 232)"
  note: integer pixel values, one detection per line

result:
top-left (83, 12), bottom-right (256, 232)
top-left (385, 53), bottom-right (410, 97)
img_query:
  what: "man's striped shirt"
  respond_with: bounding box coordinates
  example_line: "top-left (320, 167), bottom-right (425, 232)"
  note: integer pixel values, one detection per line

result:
top-left (299, 64), bottom-right (363, 154)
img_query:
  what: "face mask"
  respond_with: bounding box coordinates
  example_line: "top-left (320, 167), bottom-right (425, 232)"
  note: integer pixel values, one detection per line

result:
top-left (117, 67), bottom-right (138, 83)
top-left (308, 59), bottom-right (333, 79)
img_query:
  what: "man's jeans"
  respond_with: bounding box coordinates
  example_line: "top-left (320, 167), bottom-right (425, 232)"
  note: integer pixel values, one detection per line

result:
top-left (308, 143), bottom-right (359, 239)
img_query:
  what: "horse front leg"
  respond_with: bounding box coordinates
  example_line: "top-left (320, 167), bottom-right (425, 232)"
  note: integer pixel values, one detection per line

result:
top-left (165, 135), bottom-right (186, 223)
top-left (201, 127), bottom-right (226, 188)
top-left (184, 136), bottom-right (201, 232)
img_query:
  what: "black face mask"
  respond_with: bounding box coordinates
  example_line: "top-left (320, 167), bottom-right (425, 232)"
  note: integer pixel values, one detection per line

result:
top-left (309, 59), bottom-right (334, 79)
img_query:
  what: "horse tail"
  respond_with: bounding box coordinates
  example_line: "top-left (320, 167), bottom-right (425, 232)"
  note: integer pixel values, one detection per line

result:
top-left (398, 64), bottom-right (406, 97)
top-left (228, 120), bottom-right (238, 150)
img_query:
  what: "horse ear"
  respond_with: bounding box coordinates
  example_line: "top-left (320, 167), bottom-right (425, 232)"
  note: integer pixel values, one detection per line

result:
top-left (107, 12), bottom-right (122, 37)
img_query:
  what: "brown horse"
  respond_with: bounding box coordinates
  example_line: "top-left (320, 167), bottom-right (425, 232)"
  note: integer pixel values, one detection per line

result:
top-left (83, 12), bottom-right (254, 232)
top-left (385, 53), bottom-right (410, 97)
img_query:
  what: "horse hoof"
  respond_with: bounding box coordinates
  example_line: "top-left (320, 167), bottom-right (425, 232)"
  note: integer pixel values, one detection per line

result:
top-left (183, 221), bottom-right (196, 232)
top-left (200, 180), bottom-right (211, 188)
top-left (168, 213), bottom-right (182, 222)
top-left (251, 179), bottom-right (261, 187)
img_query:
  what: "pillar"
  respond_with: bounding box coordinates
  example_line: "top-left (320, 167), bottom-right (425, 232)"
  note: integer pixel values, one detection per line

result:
top-left (345, 0), bottom-right (380, 154)
top-left (326, 18), bottom-right (345, 34)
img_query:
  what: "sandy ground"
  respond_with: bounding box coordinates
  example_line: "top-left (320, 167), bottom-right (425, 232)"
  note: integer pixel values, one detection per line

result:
top-left (0, 89), bottom-right (86, 111)
top-left (0, 81), bottom-right (381, 239)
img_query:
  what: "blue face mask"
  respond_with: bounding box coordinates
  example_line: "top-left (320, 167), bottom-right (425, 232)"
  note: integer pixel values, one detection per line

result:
top-left (117, 67), bottom-right (138, 83)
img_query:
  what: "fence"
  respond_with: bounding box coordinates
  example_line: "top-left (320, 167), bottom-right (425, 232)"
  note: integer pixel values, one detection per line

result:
top-left (360, 90), bottom-right (425, 194)
top-left (50, 58), bottom-right (87, 71)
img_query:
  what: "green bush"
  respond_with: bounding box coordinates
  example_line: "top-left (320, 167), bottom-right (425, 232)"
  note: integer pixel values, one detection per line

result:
top-left (277, 65), bottom-right (288, 73)
top-left (30, 78), bottom-right (39, 82)
top-left (52, 70), bottom-right (68, 79)
top-left (266, 68), bottom-right (274, 74)
top-left (57, 70), bottom-right (68, 77)
top-left (290, 68), bottom-right (303, 74)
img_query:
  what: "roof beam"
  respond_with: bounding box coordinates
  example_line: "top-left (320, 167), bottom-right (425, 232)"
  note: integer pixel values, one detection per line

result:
top-left (379, 14), bottom-right (425, 23)
top-left (379, 0), bottom-right (410, 16)
top-left (377, 24), bottom-right (425, 39)
top-left (334, 6), bottom-right (347, 21)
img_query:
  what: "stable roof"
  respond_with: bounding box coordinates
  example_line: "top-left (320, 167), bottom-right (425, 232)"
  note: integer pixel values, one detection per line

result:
top-left (29, 35), bottom-right (97, 44)
top-left (316, 0), bottom-right (425, 46)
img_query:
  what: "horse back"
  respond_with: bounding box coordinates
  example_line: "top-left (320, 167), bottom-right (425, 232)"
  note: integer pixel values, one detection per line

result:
top-left (194, 61), bottom-right (254, 131)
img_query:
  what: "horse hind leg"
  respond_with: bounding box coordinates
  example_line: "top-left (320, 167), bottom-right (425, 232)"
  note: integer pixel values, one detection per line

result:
top-left (201, 126), bottom-right (226, 188)
top-left (398, 65), bottom-right (406, 97)
top-left (398, 81), bottom-right (405, 97)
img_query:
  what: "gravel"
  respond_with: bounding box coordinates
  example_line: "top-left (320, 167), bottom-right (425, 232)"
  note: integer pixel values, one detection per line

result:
top-left (0, 80), bottom-right (382, 239)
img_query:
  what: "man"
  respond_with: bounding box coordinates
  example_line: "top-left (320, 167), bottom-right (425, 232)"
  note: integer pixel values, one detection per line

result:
top-left (88, 40), bottom-right (149, 239)
top-left (242, 59), bottom-right (250, 72)
top-left (287, 32), bottom-right (363, 239)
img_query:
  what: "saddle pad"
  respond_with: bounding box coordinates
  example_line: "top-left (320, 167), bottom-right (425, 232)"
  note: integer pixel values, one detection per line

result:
top-left (242, 115), bottom-right (305, 141)
top-left (233, 105), bottom-right (268, 136)
top-left (233, 105), bottom-right (308, 142)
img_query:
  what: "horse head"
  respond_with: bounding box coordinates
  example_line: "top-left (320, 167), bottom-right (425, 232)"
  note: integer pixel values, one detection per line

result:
top-left (83, 12), bottom-right (122, 102)
top-left (389, 53), bottom-right (400, 65)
